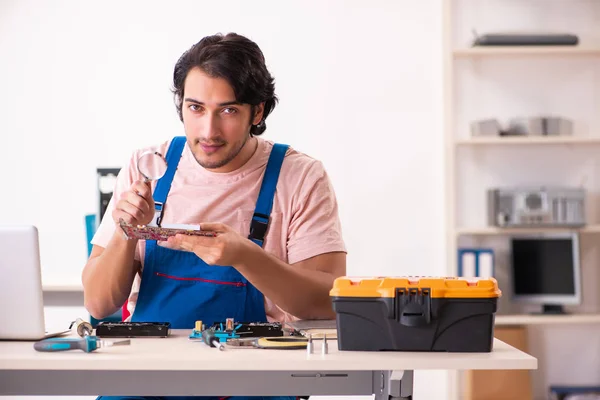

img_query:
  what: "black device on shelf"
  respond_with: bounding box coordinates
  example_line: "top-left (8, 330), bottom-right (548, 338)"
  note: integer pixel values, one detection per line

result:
top-left (97, 168), bottom-right (121, 222)
top-left (472, 32), bottom-right (579, 47)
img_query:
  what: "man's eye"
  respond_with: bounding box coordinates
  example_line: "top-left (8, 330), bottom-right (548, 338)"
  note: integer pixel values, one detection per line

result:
top-left (222, 107), bottom-right (237, 114)
top-left (189, 104), bottom-right (203, 112)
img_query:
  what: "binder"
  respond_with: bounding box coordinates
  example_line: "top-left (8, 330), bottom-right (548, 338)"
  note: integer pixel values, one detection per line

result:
top-left (458, 248), bottom-right (494, 278)
top-left (478, 250), bottom-right (494, 278)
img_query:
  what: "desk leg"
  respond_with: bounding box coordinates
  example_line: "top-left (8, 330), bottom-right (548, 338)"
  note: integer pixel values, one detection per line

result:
top-left (373, 370), bottom-right (414, 400)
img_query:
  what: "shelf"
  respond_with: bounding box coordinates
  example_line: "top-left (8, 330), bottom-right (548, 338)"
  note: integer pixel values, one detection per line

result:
top-left (453, 46), bottom-right (600, 57)
top-left (455, 136), bottom-right (600, 146)
top-left (42, 284), bottom-right (84, 292)
top-left (456, 225), bottom-right (600, 236)
top-left (496, 313), bottom-right (600, 326)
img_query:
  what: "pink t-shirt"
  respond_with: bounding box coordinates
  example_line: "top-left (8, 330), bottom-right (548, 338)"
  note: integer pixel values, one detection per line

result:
top-left (91, 136), bottom-right (347, 323)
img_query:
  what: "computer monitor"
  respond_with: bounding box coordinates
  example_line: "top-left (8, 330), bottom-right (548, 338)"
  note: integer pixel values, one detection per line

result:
top-left (510, 232), bottom-right (581, 314)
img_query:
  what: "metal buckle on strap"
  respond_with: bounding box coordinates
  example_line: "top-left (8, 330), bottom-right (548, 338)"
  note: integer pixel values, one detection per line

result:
top-left (248, 212), bottom-right (269, 242)
top-left (149, 202), bottom-right (164, 227)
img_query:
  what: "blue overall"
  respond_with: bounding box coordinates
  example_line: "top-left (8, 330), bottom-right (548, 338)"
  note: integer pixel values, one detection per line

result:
top-left (97, 137), bottom-right (297, 400)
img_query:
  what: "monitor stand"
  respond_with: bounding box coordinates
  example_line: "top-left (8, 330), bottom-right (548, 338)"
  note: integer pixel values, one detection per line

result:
top-left (533, 304), bottom-right (568, 315)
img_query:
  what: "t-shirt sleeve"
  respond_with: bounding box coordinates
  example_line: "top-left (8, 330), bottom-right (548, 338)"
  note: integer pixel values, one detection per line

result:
top-left (286, 161), bottom-right (347, 264)
top-left (90, 154), bottom-right (141, 260)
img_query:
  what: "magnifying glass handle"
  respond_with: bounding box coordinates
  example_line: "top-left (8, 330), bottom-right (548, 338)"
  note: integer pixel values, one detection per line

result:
top-left (136, 180), bottom-right (151, 198)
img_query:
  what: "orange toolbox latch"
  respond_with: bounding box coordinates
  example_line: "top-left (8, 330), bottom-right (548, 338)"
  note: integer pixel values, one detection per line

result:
top-left (395, 287), bottom-right (432, 327)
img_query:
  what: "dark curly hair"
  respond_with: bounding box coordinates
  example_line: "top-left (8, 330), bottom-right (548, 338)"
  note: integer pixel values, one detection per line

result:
top-left (172, 33), bottom-right (278, 136)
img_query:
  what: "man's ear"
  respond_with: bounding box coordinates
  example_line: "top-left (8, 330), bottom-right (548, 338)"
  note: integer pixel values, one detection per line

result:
top-left (252, 103), bottom-right (265, 125)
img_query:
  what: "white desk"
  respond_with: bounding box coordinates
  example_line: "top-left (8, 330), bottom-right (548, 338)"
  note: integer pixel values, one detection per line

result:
top-left (0, 330), bottom-right (537, 399)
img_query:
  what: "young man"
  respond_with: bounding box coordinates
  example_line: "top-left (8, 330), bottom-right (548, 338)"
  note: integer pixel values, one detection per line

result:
top-left (82, 33), bottom-right (347, 400)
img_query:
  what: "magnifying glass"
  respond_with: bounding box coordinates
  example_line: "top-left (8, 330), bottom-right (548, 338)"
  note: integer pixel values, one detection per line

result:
top-left (137, 151), bottom-right (168, 183)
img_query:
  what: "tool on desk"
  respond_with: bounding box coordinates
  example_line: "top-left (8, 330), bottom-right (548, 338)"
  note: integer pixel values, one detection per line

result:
top-left (330, 276), bottom-right (502, 352)
top-left (321, 333), bottom-right (328, 355)
top-left (70, 317), bottom-right (93, 337)
top-left (226, 336), bottom-right (308, 350)
top-left (202, 329), bottom-right (225, 351)
top-left (284, 319), bottom-right (337, 339)
top-left (256, 336), bottom-right (308, 350)
top-left (306, 333), bottom-right (314, 354)
top-left (33, 336), bottom-right (130, 353)
top-left (225, 337), bottom-right (257, 347)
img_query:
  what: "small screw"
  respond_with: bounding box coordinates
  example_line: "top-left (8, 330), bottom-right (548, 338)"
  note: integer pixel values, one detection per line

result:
top-left (306, 333), bottom-right (314, 354)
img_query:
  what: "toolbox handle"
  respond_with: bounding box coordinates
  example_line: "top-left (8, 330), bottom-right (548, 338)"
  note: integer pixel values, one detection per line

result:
top-left (396, 288), bottom-right (432, 327)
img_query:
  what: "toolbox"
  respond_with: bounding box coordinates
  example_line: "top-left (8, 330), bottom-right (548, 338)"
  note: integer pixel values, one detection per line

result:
top-left (330, 276), bottom-right (501, 352)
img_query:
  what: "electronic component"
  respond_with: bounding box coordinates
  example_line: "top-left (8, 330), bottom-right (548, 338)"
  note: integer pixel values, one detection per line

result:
top-left (470, 119), bottom-right (502, 137)
top-left (209, 320), bottom-right (284, 338)
top-left (98, 168), bottom-right (120, 222)
top-left (470, 116), bottom-right (573, 137)
top-left (190, 318), bottom-right (286, 347)
top-left (191, 319), bottom-right (243, 341)
top-left (119, 218), bottom-right (217, 241)
top-left (472, 32), bottom-right (579, 46)
top-left (95, 321), bottom-right (170, 338)
top-left (507, 117), bottom-right (572, 136)
top-left (189, 320), bottom-right (206, 340)
top-left (487, 187), bottom-right (586, 228)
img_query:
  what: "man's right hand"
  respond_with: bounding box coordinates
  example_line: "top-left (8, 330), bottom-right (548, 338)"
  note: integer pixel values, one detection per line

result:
top-left (112, 180), bottom-right (155, 226)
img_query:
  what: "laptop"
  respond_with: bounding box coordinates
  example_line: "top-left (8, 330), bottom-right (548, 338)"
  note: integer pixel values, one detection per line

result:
top-left (0, 225), bottom-right (70, 340)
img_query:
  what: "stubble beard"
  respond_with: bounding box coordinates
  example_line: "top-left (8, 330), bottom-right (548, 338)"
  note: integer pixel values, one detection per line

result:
top-left (193, 133), bottom-right (250, 170)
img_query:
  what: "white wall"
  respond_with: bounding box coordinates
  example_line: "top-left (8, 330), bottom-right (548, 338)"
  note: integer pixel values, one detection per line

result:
top-left (0, 0), bottom-right (445, 399)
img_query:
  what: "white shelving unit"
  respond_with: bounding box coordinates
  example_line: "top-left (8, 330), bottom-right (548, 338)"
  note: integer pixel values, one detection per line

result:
top-left (496, 313), bottom-right (600, 326)
top-left (42, 284), bottom-right (84, 292)
top-left (453, 46), bottom-right (600, 57)
top-left (443, 1), bottom-right (600, 399)
top-left (456, 224), bottom-right (600, 236)
top-left (455, 136), bottom-right (600, 145)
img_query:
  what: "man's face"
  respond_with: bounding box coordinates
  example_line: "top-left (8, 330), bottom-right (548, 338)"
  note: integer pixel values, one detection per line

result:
top-left (181, 67), bottom-right (263, 172)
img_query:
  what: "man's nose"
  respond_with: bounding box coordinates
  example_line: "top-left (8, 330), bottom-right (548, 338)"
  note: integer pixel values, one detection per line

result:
top-left (202, 115), bottom-right (220, 140)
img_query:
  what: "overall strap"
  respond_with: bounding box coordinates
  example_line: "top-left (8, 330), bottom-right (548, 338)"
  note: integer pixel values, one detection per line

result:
top-left (249, 143), bottom-right (289, 247)
top-left (151, 136), bottom-right (186, 227)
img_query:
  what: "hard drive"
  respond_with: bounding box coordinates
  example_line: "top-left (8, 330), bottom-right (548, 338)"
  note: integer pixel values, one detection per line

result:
top-left (95, 321), bottom-right (171, 338)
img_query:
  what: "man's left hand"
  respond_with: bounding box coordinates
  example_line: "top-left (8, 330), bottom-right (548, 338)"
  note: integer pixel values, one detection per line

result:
top-left (166, 223), bottom-right (253, 266)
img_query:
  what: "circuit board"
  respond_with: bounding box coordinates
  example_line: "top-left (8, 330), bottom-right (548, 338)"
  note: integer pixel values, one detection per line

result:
top-left (188, 319), bottom-right (284, 341)
top-left (119, 218), bottom-right (217, 241)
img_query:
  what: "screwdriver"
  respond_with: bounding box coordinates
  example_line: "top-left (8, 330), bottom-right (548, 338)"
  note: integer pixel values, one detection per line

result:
top-left (70, 317), bottom-right (93, 337)
top-left (33, 335), bottom-right (130, 353)
top-left (201, 329), bottom-right (225, 351)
